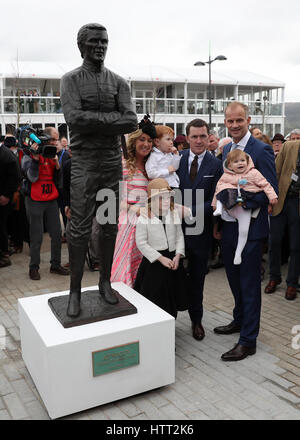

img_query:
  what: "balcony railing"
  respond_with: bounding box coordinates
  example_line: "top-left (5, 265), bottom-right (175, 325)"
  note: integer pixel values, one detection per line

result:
top-left (133, 98), bottom-right (284, 116)
top-left (0, 96), bottom-right (284, 117)
top-left (2, 96), bottom-right (62, 114)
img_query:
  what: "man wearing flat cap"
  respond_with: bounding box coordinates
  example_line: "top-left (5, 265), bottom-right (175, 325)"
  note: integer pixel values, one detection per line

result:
top-left (61, 23), bottom-right (138, 317)
top-left (271, 133), bottom-right (285, 157)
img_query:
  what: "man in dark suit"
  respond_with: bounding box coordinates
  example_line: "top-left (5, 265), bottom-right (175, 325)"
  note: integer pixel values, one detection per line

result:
top-left (177, 119), bottom-right (222, 341)
top-left (213, 101), bottom-right (278, 361)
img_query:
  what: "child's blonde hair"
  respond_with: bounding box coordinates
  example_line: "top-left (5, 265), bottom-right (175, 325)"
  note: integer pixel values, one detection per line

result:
top-left (226, 149), bottom-right (249, 167)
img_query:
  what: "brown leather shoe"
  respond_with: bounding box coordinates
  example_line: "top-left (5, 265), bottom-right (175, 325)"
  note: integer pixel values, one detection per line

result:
top-left (285, 286), bottom-right (297, 301)
top-left (29, 268), bottom-right (40, 280)
top-left (192, 323), bottom-right (205, 341)
top-left (221, 343), bottom-right (256, 362)
top-left (50, 265), bottom-right (70, 275)
top-left (264, 279), bottom-right (281, 294)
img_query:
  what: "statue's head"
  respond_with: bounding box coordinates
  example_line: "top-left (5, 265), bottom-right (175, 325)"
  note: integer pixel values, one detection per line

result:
top-left (77, 23), bottom-right (108, 63)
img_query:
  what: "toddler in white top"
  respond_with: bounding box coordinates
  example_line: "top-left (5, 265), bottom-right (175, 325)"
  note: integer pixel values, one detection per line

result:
top-left (145, 125), bottom-right (181, 188)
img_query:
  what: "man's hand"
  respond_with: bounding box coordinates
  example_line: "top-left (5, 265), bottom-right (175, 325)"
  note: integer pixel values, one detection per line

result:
top-left (168, 165), bottom-right (175, 174)
top-left (31, 142), bottom-right (40, 161)
top-left (0, 195), bottom-right (9, 206)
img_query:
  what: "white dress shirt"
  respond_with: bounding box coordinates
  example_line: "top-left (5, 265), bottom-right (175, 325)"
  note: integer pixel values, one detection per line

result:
top-left (230, 130), bottom-right (251, 151)
top-left (146, 147), bottom-right (181, 187)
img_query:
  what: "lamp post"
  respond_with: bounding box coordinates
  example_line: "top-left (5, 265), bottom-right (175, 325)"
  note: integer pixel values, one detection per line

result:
top-left (194, 54), bottom-right (227, 129)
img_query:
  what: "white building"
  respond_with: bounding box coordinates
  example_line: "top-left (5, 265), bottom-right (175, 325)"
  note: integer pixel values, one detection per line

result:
top-left (0, 61), bottom-right (285, 138)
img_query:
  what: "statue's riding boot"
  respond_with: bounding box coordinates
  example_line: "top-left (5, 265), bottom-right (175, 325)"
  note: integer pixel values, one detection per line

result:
top-left (98, 232), bottom-right (119, 305)
top-left (67, 243), bottom-right (88, 317)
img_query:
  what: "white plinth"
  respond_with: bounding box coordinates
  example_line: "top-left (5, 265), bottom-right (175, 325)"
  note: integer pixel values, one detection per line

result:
top-left (18, 282), bottom-right (175, 419)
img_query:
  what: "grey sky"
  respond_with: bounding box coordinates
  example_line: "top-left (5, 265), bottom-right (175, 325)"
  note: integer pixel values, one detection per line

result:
top-left (2, 0), bottom-right (300, 101)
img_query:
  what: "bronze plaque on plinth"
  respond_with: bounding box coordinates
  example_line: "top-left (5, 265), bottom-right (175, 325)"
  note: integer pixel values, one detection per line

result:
top-left (92, 341), bottom-right (139, 376)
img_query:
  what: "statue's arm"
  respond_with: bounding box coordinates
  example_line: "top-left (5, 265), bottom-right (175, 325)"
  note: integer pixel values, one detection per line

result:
top-left (60, 74), bottom-right (122, 134)
top-left (102, 79), bottom-right (138, 135)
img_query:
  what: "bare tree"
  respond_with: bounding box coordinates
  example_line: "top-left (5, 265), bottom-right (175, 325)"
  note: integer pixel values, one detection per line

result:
top-left (11, 49), bottom-right (22, 129)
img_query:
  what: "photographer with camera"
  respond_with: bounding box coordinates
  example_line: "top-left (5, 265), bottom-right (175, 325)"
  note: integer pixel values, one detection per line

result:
top-left (21, 126), bottom-right (69, 280)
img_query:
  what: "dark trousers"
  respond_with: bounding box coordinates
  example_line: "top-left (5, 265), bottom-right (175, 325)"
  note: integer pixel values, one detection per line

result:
top-left (221, 232), bottom-right (262, 347)
top-left (268, 195), bottom-right (300, 288)
top-left (186, 237), bottom-right (211, 324)
top-left (0, 204), bottom-right (10, 253)
top-left (25, 197), bottom-right (62, 269)
top-left (7, 194), bottom-right (29, 247)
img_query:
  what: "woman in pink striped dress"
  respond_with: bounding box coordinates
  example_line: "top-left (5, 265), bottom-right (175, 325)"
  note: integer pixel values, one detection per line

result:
top-left (111, 118), bottom-right (157, 287)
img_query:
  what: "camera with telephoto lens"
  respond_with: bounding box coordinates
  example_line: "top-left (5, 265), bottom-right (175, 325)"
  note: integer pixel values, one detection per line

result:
top-left (17, 125), bottom-right (57, 159)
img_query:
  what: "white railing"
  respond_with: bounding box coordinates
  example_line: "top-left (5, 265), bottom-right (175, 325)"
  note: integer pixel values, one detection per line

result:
top-left (2, 96), bottom-right (62, 114)
top-left (0, 96), bottom-right (284, 117)
top-left (133, 98), bottom-right (283, 116)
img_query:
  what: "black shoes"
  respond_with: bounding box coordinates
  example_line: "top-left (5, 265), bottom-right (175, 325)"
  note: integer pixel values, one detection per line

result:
top-left (215, 322), bottom-right (256, 361)
top-left (214, 321), bottom-right (241, 335)
top-left (221, 343), bottom-right (256, 361)
top-left (192, 322), bottom-right (205, 341)
top-left (0, 252), bottom-right (11, 268)
top-left (29, 268), bottom-right (40, 280)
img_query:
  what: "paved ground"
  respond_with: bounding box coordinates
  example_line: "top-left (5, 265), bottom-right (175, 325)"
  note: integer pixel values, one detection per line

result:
top-left (0, 235), bottom-right (300, 420)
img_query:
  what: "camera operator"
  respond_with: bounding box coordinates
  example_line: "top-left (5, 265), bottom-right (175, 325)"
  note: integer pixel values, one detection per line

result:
top-left (22, 127), bottom-right (69, 280)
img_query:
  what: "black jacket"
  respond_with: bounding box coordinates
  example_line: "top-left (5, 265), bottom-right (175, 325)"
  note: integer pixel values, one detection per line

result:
top-left (0, 145), bottom-right (21, 200)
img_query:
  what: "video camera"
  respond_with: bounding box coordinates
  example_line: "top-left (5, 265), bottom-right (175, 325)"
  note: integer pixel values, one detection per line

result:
top-left (17, 125), bottom-right (57, 159)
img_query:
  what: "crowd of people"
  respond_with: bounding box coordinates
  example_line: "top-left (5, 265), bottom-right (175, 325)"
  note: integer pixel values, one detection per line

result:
top-left (0, 101), bottom-right (299, 362)
top-left (0, 128), bottom-right (71, 279)
top-left (4, 89), bottom-right (62, 114)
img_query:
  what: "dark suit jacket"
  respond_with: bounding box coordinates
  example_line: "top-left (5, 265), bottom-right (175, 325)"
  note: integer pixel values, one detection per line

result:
top-left (178, 149), bottom-right (222, 250)
top-left (222, 135), bottom-right (278, 240)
